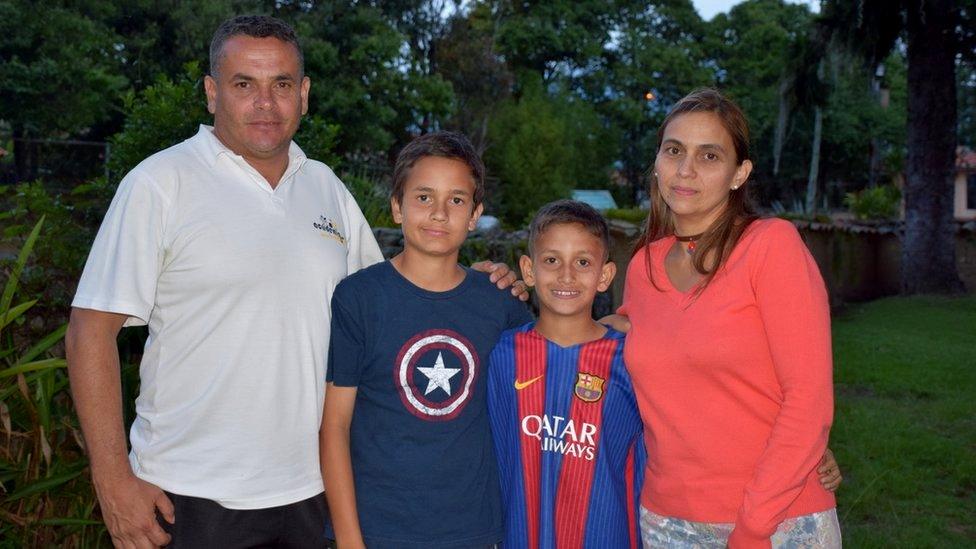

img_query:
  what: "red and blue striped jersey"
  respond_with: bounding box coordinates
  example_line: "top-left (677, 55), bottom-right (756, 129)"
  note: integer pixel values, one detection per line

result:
top-left (488, 323), bottom-right (645, 549)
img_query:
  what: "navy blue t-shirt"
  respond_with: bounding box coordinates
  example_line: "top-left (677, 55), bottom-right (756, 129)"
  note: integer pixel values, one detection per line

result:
top-left (326, 261), bottom-right (532, 549)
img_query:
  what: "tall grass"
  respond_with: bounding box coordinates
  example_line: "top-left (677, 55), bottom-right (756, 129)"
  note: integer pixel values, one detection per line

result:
top-left (0, 218), bottom-right (109, 546)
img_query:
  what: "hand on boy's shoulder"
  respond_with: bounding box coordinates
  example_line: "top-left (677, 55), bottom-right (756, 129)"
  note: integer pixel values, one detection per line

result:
top-left (598, 314), bottom-right (631, 333)
top-left (470, 260), bottom-right (530, 301)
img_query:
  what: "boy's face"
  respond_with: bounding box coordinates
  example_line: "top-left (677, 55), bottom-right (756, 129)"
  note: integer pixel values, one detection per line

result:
top-left (519, 222), bottom-right (616, 320)
top-left (391, 156), bottom-right (483, 258)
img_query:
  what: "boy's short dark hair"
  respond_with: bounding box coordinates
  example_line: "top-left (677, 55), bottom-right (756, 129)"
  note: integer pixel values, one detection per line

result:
top-left (210, 15), bottom-right (303, 77)
top-left (391, 131), bottom-right (486, 208)
top-left (528, 200), bottom-right (611, 261)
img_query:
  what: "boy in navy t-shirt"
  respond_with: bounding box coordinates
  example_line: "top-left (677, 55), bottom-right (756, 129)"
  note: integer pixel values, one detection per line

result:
top-left (321, 132), bottom-right (531, 548)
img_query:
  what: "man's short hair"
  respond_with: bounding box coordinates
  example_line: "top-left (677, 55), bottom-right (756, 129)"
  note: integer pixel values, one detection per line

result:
top-left (528, 199), bottom-right (611, 261)
top-left (391, 131), bottom-right (486, 208)
top-left (210, 15), bottom-right (303, 77)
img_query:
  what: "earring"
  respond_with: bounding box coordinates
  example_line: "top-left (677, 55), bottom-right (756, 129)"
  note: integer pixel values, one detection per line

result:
top-left (731, 185), bottom-right (739, 190)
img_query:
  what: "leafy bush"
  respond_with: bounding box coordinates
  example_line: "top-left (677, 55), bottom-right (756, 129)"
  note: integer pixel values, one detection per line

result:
top-left (108, 63), bottom-right (209, 181)
top-left (844, 185), bottom-right (902, 220)
top-left (605, 208), bottom-right (647, 225)
top-left (770, 199), bottom-right (832, 223)
top-left (342, 173), bottom-right (396, 228)
top-left (458, 232), bottom-right (529, 274)
top-left (0, 218), bottom-right (111, 546)
top-left (0, 180), bottom-right (113, 332)
top-left (486, 76), bottom-right (615, 226)
top-left (298, 116), bottom-right (342, 170)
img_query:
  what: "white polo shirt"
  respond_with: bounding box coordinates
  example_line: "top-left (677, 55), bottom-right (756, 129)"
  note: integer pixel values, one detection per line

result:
top-left (73, 126), bottom-right (383, 509)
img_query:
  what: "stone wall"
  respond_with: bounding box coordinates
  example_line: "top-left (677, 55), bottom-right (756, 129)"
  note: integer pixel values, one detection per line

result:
top-left (607, 219), bottom-right (976, 309)
top-left (374, 220), bottom-right (975, 312)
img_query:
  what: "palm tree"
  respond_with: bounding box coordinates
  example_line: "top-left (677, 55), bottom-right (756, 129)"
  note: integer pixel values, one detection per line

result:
top-left (820, 0), bottom-right (973, 294)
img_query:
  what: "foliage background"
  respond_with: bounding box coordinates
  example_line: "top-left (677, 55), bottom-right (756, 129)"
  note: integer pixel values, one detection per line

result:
top-left (1, 0), bottom-right (975, 545)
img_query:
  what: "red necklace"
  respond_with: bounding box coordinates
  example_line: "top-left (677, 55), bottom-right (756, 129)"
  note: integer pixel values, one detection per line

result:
top-left (675, 232), bottom-right (704, 255)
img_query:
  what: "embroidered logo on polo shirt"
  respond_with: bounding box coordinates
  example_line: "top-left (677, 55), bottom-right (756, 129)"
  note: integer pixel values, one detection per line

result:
top-left (313, 215), bottom-right (346, 245)
top-left (393, 329), bottom-right (479, 422)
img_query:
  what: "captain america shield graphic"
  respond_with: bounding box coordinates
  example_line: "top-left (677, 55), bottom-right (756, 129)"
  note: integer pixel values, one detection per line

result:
top-left (394, 329), bottom-right (479, 421)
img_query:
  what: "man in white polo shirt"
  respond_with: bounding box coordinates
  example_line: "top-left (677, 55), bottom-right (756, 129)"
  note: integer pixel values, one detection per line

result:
top-left (67, 15), bottom-right (356, 547)
top-left (66, 15), bottom-right (519, 548)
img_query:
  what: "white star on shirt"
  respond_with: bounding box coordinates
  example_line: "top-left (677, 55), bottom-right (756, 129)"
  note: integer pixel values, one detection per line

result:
top-left (417, 352), bottom-right (461, 396)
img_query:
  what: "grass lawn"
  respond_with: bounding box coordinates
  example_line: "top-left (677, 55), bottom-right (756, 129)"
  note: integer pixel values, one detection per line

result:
top-left (832, 295), bottom-right (976, 547)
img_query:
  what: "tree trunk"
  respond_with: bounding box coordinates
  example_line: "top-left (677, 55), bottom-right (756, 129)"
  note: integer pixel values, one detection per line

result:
top-left (867, 67), bottom-right (884, 187)
top-left (901, 0), bottom-right (965, 294)
top-left (773, 78), bottom-right (790, 176)
top-left (806, 105), bottom-right (823, 213)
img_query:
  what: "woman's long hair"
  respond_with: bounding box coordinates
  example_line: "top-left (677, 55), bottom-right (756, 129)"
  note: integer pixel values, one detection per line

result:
top-left (634, 88), bottom-right (759, 293)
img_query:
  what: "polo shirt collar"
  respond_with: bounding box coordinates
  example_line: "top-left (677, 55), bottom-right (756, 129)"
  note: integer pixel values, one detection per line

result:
top-left (192, 125), bottom-right (307, 172)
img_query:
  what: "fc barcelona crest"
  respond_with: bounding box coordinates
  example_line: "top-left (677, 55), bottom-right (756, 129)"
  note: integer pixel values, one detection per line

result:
top-left (574, 373), bottom-right (605, 402)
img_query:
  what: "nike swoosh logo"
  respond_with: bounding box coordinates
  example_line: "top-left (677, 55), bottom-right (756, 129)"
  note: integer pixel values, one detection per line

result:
top-left (514, 375), bottom-right (544, 391)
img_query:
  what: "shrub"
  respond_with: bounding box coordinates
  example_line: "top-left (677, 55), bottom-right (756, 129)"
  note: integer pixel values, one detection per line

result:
top-left (342, 173), bottom-right (396, 228)
top-left (0, 218), bottom-right (111, 546)
top-left (605, 208), bottom-right (647, 225)
top-left (0, 179), bottom-right (112, 332)
top-left (108, 63), bottom-right (209, 181)
top-left (486, 76), bottom-right (615, 226)
top-left (844, 185), bottom-right (902, 220)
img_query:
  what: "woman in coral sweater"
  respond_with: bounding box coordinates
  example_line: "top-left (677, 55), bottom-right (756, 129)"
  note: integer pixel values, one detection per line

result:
top-left (619, 89), bottom-right (841, 548)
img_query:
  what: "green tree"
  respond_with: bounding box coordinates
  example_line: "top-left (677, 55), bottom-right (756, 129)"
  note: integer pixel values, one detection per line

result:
top-left (704, 0), bottom-right (908, 212)
top-left (586, 0), bottom-right (712, 200)
top-left (492, 0), bottom-right (616, 80)
top-left (434, 3), bottom-right (514, 153)
top-left (108, 64), bottom-right (210, 180)
top-left (0, 0), bottom-right (127, 179)
top-left (486, 77), bottom-right (614, 225)
top-left (707, 0), bottom-right (813, 155)
top-left (958, 62), bottom-right (976, 149)
top-left (105, 0), bottom-right (252, 91)
top-left (292, 2), bottom-right (453, 160)
top-left (821, 0), bottom-right (974, 294)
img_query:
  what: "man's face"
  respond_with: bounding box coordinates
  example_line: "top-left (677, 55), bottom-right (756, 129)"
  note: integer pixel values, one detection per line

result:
top-left (204, 35), bottom-right (310, 165)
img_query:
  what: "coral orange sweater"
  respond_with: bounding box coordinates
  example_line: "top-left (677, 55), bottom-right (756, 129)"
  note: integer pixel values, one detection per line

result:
top-left (620, 218), bottom-right (835, 548)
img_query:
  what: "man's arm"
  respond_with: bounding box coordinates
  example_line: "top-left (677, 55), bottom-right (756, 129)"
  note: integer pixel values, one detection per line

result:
top-left (66, 308), bottom-right (174, 548)
top-left (321, 383), bottom-right (365, 549)
top-left (470, 260), bottom-right (529, 301)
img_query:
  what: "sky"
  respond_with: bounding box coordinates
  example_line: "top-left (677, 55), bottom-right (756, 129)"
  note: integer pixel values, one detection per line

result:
top-left (692, 0), bottom-right (820, 20)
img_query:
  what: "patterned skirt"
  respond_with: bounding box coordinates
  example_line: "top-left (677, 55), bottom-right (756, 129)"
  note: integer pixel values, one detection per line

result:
top-left (639, 507), bottom-right (842, 548)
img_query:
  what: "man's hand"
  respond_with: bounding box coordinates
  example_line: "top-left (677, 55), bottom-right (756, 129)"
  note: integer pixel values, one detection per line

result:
top-left (817, 448), bottom-right (842, 492)
top-left (598, 313), bottom-right (631, 333)
top-left (95, 473), bottom-right (174, 548)
top-left (68, 308), bottom-right (169, 547)
top-left (470, 260), bottom-right (530, 301)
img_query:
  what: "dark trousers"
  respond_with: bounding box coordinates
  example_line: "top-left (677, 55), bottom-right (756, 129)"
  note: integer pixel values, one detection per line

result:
top-left (159, 491), bottom-right (330, 548)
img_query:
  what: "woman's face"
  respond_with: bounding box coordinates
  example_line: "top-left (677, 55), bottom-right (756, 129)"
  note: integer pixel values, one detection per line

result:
top-left (654, 111), bottom-right (752, 233)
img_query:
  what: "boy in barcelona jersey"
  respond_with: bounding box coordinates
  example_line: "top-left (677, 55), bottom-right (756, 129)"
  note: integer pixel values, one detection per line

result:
top-left (320, 131), bottom-right (532, 549)
top-left (488, 200), bottom-right (844, 549)
top-left (487, 200), bottom-right (645, 549)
